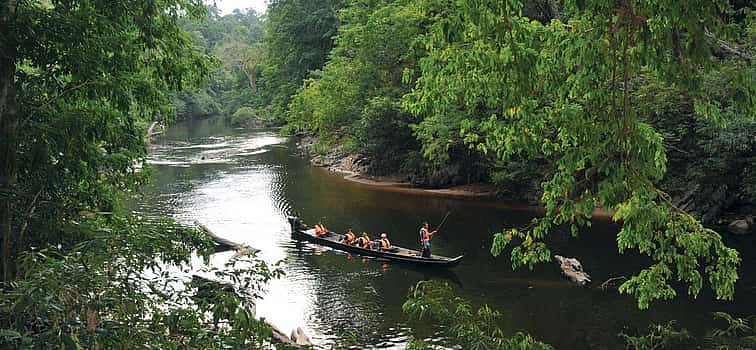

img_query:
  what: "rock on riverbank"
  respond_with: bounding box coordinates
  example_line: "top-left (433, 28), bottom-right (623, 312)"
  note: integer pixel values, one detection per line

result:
top-left (296, 135), bottom-right (501, 198)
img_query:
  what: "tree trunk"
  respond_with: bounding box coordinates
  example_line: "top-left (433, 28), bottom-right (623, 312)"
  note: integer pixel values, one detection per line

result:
top-left (0, 0), bottom-right (18, 281)
top-left (241, 66), bottom-right (257, 94)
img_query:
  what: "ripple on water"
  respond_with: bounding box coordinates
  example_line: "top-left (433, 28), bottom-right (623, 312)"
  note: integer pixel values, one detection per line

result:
top-left (139, 125), bottom-right (423, 349)
top-left (173, 141), bottom-right (230, 150)
top-left (148, 133), bottom-right (285, 167)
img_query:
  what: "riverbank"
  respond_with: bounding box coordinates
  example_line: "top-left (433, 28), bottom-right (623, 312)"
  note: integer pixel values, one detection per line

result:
top-left (294, 134), bottom-right (756, 234)
top-left (295, 135), bottom-right (618, 220)
top-left (138, 122), bottom-right (756, 349)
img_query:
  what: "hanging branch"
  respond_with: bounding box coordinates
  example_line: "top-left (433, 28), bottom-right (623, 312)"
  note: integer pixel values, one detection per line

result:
top-left (704, 28), bottom-right (752, 63)
top-left (18, 188), bottom-right (43, 249)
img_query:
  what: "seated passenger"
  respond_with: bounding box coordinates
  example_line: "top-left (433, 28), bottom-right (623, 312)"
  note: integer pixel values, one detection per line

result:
top-left (314, 223), bottom-right (329, 237)
top-left (357, 232), bottom-right (371, 249)
top-left (378, 233), bottom-right (392, 252)
top-left (341, 228), bottom-right (357, 244)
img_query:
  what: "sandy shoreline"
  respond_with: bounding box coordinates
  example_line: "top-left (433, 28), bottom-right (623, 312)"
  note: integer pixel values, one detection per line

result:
top-left (298, 135), bottom-right (616, 220)
top-left (329, 168), bottom-right (616, 220)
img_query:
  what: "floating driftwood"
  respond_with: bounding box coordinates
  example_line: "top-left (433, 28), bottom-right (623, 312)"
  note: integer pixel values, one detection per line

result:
top-left (290, 327), bottom-right (312, 346)
top-left (194, 221), bottom-right (259, 256)
top-left (600, 276), bottom-right (627, 291)
top-left (554, 255), bottom-right (591, 286)
top-left (264, 320), bottom-right (313, 347)
top-left (191, 275), bottom-right (312, 346)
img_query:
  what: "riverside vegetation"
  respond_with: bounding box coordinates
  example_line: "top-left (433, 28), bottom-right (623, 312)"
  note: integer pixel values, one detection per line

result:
top-left (0, 0), bottom-right (754, 349)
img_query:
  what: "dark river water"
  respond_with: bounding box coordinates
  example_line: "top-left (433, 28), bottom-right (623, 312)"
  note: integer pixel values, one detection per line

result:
top-left (133, 117), bottom-right (756, 349)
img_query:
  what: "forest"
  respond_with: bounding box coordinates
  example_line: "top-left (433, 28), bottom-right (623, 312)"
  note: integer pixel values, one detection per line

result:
top-left (0, 0), bottom-right (754, 349)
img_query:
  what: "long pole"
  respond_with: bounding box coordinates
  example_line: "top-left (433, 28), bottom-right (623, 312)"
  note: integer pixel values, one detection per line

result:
top-left (435, 212), bottom-right (451, 233)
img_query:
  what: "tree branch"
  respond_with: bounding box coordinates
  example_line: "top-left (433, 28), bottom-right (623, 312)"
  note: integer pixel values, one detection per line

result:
top-left (32, 79), bottom-right (94, 111)
top-left (704, 28), bottom-right (752, 63)
top-left (17, 187), bottom-right (43, 249)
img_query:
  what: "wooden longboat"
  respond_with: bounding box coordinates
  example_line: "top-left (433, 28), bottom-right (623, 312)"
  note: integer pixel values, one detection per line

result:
top-left (287, 217), bottom-right (463, 268)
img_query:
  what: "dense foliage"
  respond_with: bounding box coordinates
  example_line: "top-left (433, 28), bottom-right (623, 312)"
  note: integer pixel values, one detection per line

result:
top-left (403, 280), bottom-right (553, 350)
top-left (280, 0), bottom-right (754, 309)
top-left (257, 0), bottom-right (341, 124)
top-left (0, 1), bottom-right (289, 348)
top-left (1, 0), bottom-right (211, 281)
top-left (418, 0), bottom-right (750, 309)
top-left (1, 0), bottom-right (754, 347)
top-left (174, 6), bottom-right (267, 123)
top-left (621, 312), bottom-right (756, 350)
top-left (1, 216), bottom-right (286, 349)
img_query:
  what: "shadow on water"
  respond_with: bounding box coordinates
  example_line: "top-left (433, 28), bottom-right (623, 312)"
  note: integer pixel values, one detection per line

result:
top-left (133, 117), bottom-right (756, 349)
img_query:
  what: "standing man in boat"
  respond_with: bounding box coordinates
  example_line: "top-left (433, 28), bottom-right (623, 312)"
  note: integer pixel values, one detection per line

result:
top-left (419, 222), bottom-right (437, 258)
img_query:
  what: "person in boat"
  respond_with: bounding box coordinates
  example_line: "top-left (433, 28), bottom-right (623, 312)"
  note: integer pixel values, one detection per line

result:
top-left (419, 222), bottom-right (437, 258)
top-left (314, 223), bottom-right (329, 237)
top-left (357, 232), bottom-right (371, 249)
top-left (378, 233), bottom-right (392, 252)
top-left (341, 228), bottom-right (357, 245)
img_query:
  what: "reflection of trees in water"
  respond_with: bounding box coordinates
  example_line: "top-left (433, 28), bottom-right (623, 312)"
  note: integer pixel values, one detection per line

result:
top-left (257, 143), bottom-right (298, 218)
top-left (136, 121), bottom-right (756, 349)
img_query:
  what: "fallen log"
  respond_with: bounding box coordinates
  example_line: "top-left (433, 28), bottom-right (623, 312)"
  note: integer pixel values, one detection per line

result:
top-left (600, 276), bottom-right (627, 291)
top-left (290, 327), bottom-right (312, 346)
top-left (263, 320), bottom-right (313, 347)
top-left (265, 320), bottom-right (295, 345)
top-left (194, 221), bottom-right (260, 255)
top-left (554, 255), bottom-right (591, 286)
top-left (145, 121), bottom-right (164, 144)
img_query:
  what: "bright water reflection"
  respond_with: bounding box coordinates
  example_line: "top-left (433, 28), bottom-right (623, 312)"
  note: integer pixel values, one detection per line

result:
top-left (133, 117), bottom-right (756, 349)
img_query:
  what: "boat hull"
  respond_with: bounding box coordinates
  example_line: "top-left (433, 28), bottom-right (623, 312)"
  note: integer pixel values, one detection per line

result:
top-left (288, 217), bottom-right (463, 268)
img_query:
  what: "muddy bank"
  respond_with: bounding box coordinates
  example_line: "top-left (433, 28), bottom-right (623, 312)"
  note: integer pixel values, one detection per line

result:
top-left (295, 134), bottom-right (754, 234)
top-left (295, 135), bottom-right (616, 220)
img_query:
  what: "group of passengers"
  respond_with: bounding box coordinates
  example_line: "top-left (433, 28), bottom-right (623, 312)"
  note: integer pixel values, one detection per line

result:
top-left (312, 222), bottom-right (437, 257)
top-left (340, 228), bottom-right (393, 252)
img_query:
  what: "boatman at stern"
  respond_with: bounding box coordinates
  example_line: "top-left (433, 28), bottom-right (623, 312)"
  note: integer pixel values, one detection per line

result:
top-left (419, 222), bottom-right (437, 258)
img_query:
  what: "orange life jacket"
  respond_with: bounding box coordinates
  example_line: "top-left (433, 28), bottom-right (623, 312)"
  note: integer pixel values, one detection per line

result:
top-left (420, 228), bottom-right (431, 242)
top-left (359, 235), bottom-right (370, 248)
top-left (345, 231), bottom-right (356, 243)
top-left (315, 224), bottom-right (328, 236)
top-left (379, 238), bottom-right (391, 251)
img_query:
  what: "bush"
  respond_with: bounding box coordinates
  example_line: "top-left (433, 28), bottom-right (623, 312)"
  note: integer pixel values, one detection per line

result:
top-left (230, 107), bottom-right (260, 127)
top-left (403, 280), bottom-right (554, 350)
top-left (0, 214), bottom-right (284, 350)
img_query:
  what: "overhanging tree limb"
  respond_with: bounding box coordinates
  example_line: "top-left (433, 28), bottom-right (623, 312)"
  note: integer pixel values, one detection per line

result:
top-left (704, 28), bottom-right (753, 63)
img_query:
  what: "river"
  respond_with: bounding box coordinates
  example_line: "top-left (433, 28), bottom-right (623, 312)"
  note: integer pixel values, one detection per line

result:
top-left (133, 117), bottom-right (756, 349)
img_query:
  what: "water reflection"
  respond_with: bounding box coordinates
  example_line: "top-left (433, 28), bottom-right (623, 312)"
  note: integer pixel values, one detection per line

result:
top-left (133, 117), bottom-right (756, 349)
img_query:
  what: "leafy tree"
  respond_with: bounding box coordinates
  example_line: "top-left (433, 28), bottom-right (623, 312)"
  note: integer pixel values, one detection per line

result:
top-left (259, 0), bottom-right (341, 121)
top-left (287, 0), bottom-right (465, 182)
top-left (620, 322), bottom-right (694, 350)
top-left (403, 280), bottom-right (553, 350)
top-left (0, 214), bottom-right (287, 349)
top-left (404, 0), bottom-right (753, 308)
top-left (230, 106), bottom-right (261, 127)
top-left (0, 0), bottom-right (212, 280)
top-left (620, 312), bottom-right (756, 350)
top-left (175, 7), bottom-right (266, 120)
top-left (217, 41), bottom-right (265, 94)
